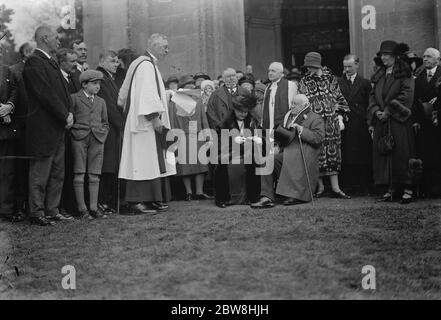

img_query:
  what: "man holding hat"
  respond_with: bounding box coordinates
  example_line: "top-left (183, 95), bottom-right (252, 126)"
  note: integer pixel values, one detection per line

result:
top-left (252, 94), bottom-right (325, 208)
top-left (70, 69), bottom-right (109, 219)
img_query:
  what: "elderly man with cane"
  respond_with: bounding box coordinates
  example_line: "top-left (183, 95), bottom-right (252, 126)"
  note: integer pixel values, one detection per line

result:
top-left (251, 94), bottom-right (325, 208)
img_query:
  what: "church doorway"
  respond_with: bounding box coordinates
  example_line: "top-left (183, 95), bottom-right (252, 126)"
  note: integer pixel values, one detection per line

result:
top-left (281, 0), bottom-right (350, 76)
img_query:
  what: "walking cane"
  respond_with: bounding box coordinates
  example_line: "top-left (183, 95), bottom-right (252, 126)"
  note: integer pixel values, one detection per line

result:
top-left (298, 132), bottom-right (314, 204)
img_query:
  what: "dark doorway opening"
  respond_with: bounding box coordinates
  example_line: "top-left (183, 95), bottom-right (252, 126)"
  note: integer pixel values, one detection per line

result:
top-left (282, 0), bottom-right (350, 76)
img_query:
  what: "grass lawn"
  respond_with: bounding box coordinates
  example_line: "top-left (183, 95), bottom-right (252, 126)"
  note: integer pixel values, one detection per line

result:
top-left (1, 197), bottom-right (441, 299)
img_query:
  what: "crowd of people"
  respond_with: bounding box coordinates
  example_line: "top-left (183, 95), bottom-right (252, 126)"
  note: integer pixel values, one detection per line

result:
top-left (1, 25), bottom-right (441, 226)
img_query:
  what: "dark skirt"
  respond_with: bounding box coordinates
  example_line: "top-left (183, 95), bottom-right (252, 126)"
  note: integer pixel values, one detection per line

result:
top-left (124, 177), bottom-right (171, 203)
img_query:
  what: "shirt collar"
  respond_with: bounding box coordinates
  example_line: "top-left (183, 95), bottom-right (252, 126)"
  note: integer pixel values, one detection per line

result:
top-left (61, 69), bottom-right (69, 80)
top-left (270, 78), bottom-right (282, 88)
top-left (347, 73), bottom-right (357, 82)
top-left (35, 48), bottom-right (52, 60)
top-left (146, 51), bottom-right (158, 63)
top-left (428, 66), bottom-right (438, 75)
top-left (83, 90), bottom-right (94, 100)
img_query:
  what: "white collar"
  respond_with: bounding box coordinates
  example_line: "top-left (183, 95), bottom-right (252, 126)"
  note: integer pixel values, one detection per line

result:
top-left (146, 51), bottom-right (158, 63)
top-left (270, 78), bottom-right (282, 88)
top-left (61, 69), bottom-right (69, 80)
top-left (83, 90), bottom-right (94, 100)
top-left (428, 66), bottom-right (438, 75)
top-left (347, 73), bottom-right (357, 82)
top-left (35, 48), bottom-right (52, 60)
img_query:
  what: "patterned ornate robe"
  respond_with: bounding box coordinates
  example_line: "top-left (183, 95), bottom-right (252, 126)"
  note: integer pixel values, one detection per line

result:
top-left (299, 68), bottom-right (350, 175)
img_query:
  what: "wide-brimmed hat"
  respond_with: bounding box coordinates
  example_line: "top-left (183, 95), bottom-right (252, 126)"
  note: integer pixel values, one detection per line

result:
top-left (377, 40), bottom-right (398, 56)
top-left (303, 52), bottom-right (322, 69)
top-left (193, 72), bottom-right (211, 81)
top-left (178, 74), bottom-right (196, 88)
top-left (165, 76), bottom-right (179, 87)
top-left (79, 69), bottom-right (103, 84)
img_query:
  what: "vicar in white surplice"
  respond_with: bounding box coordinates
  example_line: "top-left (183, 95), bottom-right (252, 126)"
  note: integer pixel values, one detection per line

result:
top-left (117, 33), bottom-right (176, 215)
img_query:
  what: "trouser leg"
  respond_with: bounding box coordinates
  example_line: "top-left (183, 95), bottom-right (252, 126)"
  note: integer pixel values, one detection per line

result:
top-left (45, 140), bottom-right (65, 217)
top-left (260, 154), bottom-right (283, 201)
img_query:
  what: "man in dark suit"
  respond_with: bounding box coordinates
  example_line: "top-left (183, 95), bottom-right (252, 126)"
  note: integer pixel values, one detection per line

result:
top-left (6, 42), bottom-right (34, 219)
top-left (96, 50), bottom-right (125, 214)
top-left (23, 25), bottom-right (74, 226)
top-left (206, 68), bottom-right (248, 201)
top-left (413, 48), bottom-right (441, 197)
top-left (0, 63), bottom-right (18, 221)
top-left (56, 48), bottom-right (81, 216)
top-left (337, 54), bottom-right (373, 195)
top-left (207, 68), bottom-right (248, 131)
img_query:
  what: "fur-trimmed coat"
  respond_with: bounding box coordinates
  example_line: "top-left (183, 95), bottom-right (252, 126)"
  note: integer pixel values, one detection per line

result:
top-left (368, 59), bottom-right (416, 185)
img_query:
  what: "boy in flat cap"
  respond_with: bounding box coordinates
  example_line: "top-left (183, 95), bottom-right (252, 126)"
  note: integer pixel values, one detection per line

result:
top-left (70, 69), bottom-right (109, 219)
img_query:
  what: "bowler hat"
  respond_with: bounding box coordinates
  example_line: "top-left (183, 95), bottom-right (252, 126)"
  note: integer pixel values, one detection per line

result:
top-left (303, 52), bottom-right (322, 69)
top-left (193, 72), bottom-right (211, 81)
top-left (377, 40), bottom-right (398, 56)
top-left (79, 69), bottom-right (103, 84)
top-left (238, 75), bottom-right (255, 87)
top-left (179, 74), bottom-right (196, 88)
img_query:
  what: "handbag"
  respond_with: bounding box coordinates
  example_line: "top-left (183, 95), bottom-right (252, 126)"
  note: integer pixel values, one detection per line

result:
top-left (377, 119), bottom-right (395, 155)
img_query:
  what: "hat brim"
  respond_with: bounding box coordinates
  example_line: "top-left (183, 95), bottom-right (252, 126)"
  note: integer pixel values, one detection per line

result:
top-left (194, 76), bottom-right (210, 81)
top-left (82, 77), bottom-right (102, 83)
top-left (179, 80), bottom-right (196, 88)
top-left (303, 63), bottom-right (322, 69)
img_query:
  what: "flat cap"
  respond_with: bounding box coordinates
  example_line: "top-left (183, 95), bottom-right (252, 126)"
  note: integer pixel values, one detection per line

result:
top-left (79, 69), bottom-right (103, 84)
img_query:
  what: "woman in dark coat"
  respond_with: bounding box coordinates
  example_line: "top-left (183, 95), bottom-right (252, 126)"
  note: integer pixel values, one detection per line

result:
top-left (368, 41), bottom-right (416, 204)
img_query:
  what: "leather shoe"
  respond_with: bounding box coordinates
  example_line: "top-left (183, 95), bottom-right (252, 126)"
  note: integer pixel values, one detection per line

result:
top-left (314, 190), bottom-right (324, 198)
top-left (150, 202), bottom-right (169, 211)
top-left (30, 216), bottom-right (55, 226)
top-left (250, 197), bottom-right (275, 209)
top-left (283, 198), bottom-right (306, 206)
top-left (129, 203), bottom-right (158, 215)
top-left (194, 193), bottom-right (214, 200)
top-left (331, 190), bottom-right (351, 199)
top-left (215, 202), bottom-right (227, 208)
top-left (89, 209), bottom-right (108, 219)
top-left (185, 193), bottom-right (192, 201)
top-left (48, 213), bottom-right (74, 222)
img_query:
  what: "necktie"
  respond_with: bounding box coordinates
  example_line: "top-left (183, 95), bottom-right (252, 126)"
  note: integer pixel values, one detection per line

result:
top-left (427, 71), bottom-right (433, 83)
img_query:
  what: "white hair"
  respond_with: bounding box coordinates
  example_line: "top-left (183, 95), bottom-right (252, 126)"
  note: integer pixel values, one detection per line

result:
top-left (424, 48), bottom-right (441, 59)
top-left (269, 62), bottom-right (284, 73)
top-left (147, 33), bottom-right (167, 49)
top-left (223, 68), bottom-right (236, 76)
top-left (293, 94), bottom-right (309, 107)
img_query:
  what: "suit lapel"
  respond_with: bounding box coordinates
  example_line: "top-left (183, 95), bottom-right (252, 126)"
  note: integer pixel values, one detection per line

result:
top-left (348, 75), bottom-right (363, 100)
top-left (218, 86), bottom-right (230, 107)
top-left (79, 91), bottom-right (93, 108)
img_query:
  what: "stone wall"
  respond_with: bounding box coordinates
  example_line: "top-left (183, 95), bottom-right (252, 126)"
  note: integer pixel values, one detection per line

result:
top-left (83, 0), bottom-right (246, 80)
top-left (349, 0), bottom-right (437, 78)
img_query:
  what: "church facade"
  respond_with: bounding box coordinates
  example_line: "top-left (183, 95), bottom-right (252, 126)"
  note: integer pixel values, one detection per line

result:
top-left (83, 0), bottom-right (441, 80)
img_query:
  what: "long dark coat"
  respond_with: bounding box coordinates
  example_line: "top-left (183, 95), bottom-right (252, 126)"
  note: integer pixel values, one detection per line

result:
top-left (206, 85), bottom-right (248, 130)
top-left (23, 50), bottom-right (71, 157)
top-left (412, 67), bottom-right (441, 168)
top-left (368, 60), bottom-right (416, 186)
top-left (338, 75), bottom-right (372, 166)
top-left (0, 65), bottom-right (17, 141)
top-left (276, 109), bottom-right (325, 202)
top-left (299, 67), bottom-right (350, 175)
top-left (96, 66), bottom-right (125, 174)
